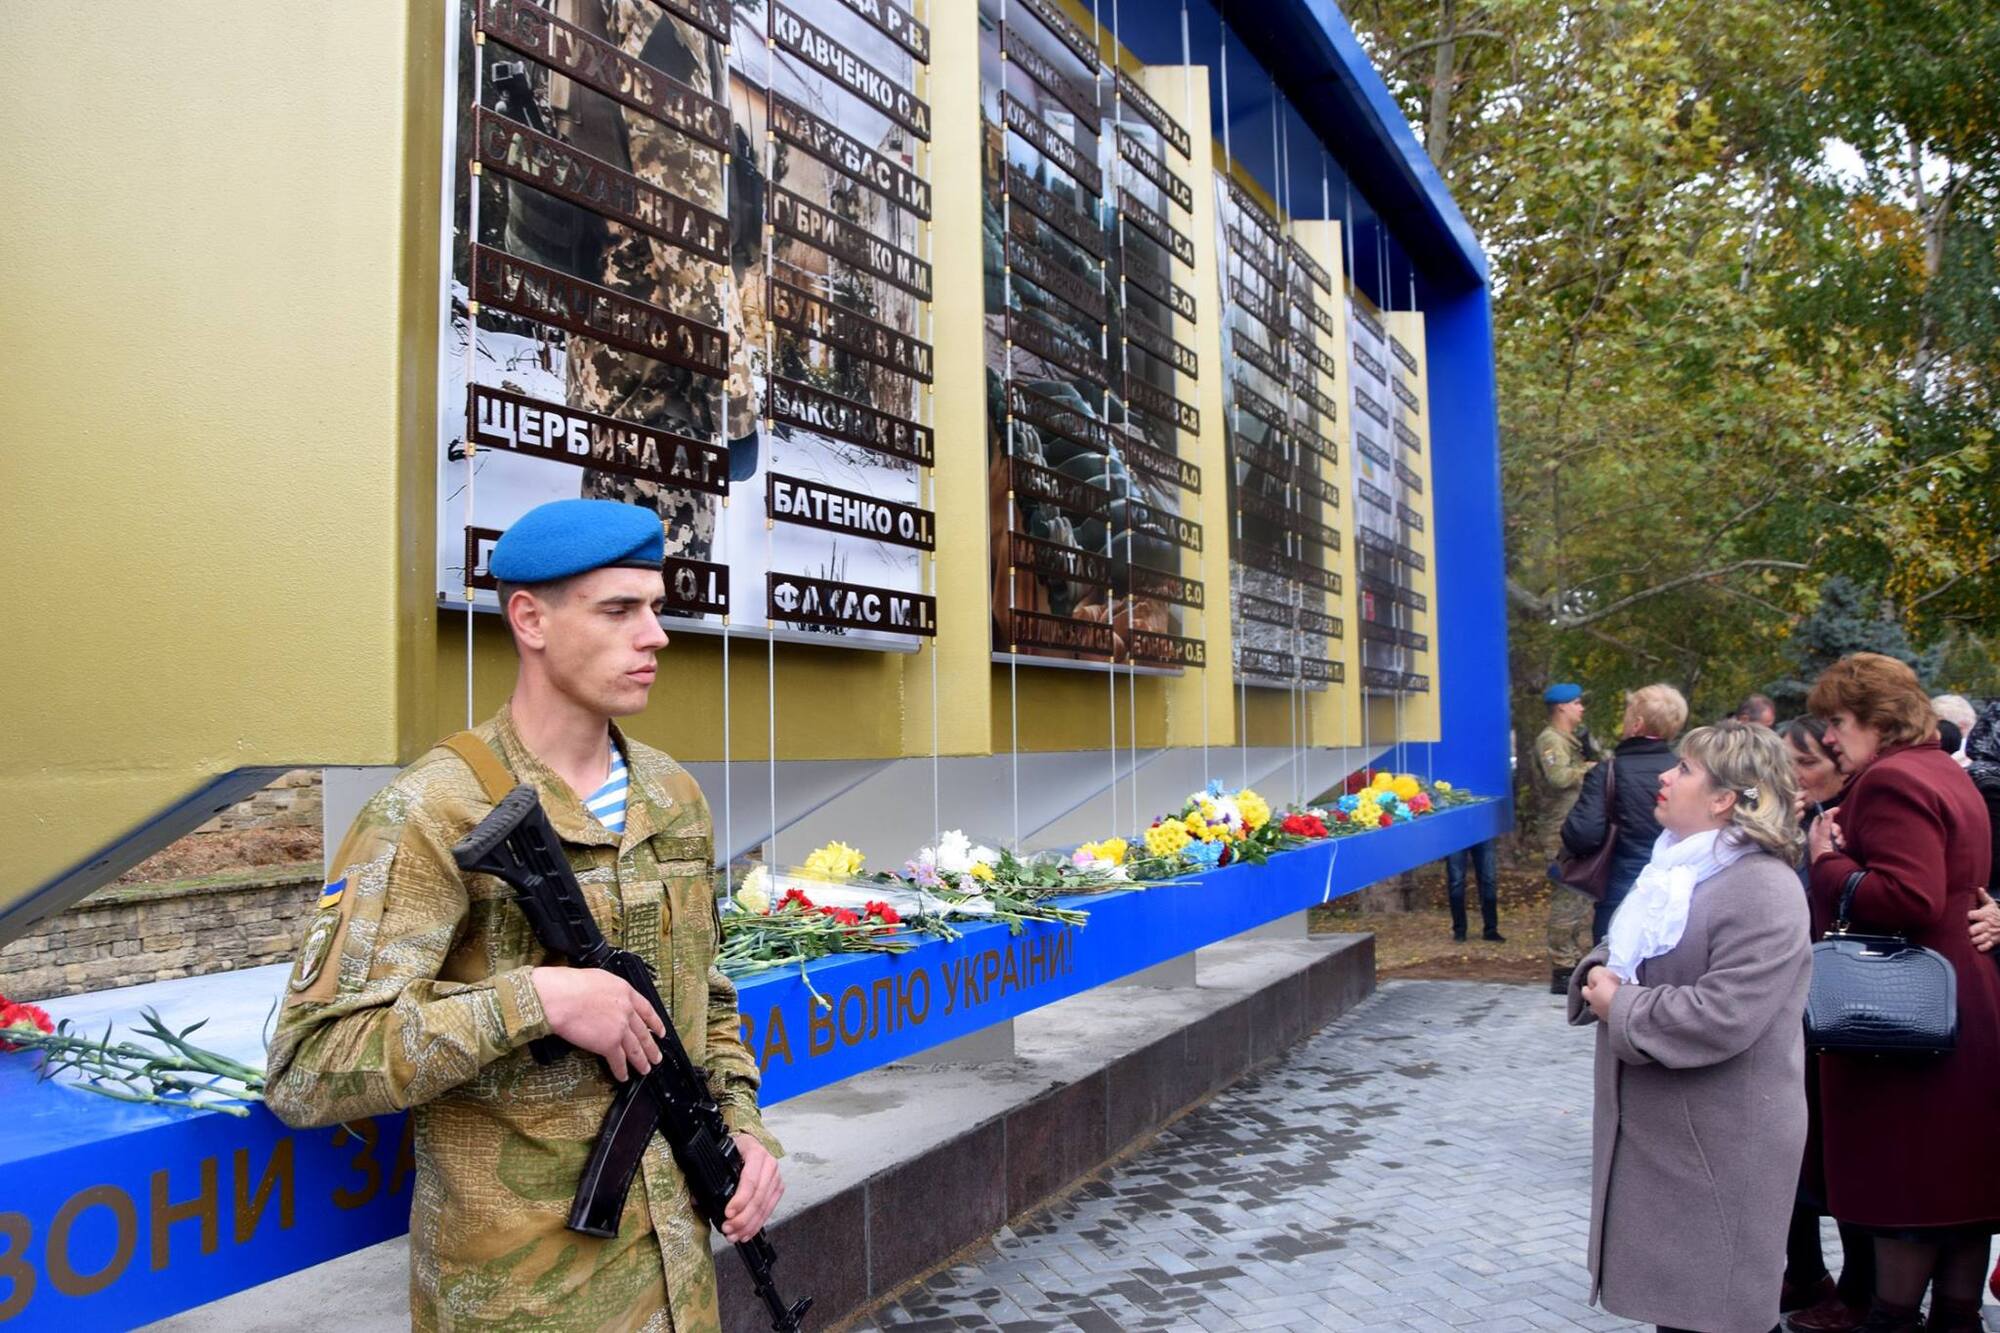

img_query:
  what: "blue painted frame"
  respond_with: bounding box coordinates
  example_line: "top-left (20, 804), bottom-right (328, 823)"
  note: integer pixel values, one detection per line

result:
top-left (0, 803), bottom-right (1501, 1330)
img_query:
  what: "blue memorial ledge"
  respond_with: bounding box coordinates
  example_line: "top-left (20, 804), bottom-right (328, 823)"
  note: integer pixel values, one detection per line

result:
top-left (0, 799), bottom-right (1503, 1328)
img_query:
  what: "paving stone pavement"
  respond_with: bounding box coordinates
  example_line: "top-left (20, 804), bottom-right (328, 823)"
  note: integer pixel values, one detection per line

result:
top-left (851, 980), bottom-right (1997, 1333)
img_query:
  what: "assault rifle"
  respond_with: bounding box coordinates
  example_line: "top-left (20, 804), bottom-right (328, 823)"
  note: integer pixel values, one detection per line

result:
top-left (452, 786), bottom-right (811, 1333)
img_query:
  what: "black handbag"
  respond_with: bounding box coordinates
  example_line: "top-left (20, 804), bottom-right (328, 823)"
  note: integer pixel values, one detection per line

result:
top-left (1548, 756), bottom-right (1617, 901)
top-left (1805, 870), bottom-right (1958, 1056)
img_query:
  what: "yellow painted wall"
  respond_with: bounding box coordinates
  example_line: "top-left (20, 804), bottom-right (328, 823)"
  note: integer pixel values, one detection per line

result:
top-left (1389, 310), bottom-right (1441, 742)
top-left (1, 2), bottom-right (446, 920)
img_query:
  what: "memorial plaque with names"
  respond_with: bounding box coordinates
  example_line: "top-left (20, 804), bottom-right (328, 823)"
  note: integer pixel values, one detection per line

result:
top-left (1116, 70), bottom-right (1192, 159)
top-left (1005, 163), bottom-right (1106, 259)
top-left (1395, 457), bottom-right (1424, 491)
top-left (663, 555), bottom-right (731, 618)
top-left (768, 472), bottom-right (935, 550)
top-left (768, 375), bottom-right (934, 467)
top-left (1116, 128), bottom-right (1193, 214)
top-left (1293, 290), bottom-right (1336, 339)
top-left (1007, 233), bottom-right (1107, 325)
top-left (770, 91), bottom-right (931, 219)
top-left (1118, 189), bottom-right (1194, 267)
top-left (833, 0), bottom-right (930, 64)
top-left (1011, 456), bottom-right (1109, 517)
top-left (1294, 376), bottom-right (1340, 424)
top-left (468, 384), bottom-right (727, 494)
top-left (1390, 335), bottom-right (1420, 373)
top-left (1353, 303), bottom-right (1385, 340)
top-left (1355, 432), bottom-right (1391, 470)
top-left (1403, 671), bottom-right (1431, 693)
top-left (1232, 231), bottom-right (1285, 290)
top-left (1122, 259), bottom-right (1196, 323)
top-left (1008, 380), bottom-right (1114, 455)
top-left (772, 3), bottom-right (932, 141)
top-left (1003, 92), bottom-right (1101, 197)
top-left (770, 276), bottom-right (934, 382)
top-left (1126, 563), bottom-right (1205, 609)
top-left (1294, 337), bottom-right (1338, 381)
top-left (1011, 313), bottom-right (1109, 390)
top-left (654, 0), bottom-right (732, 43)
top-left (1233, 380), bottom-right (1286, 432)
top-left (1300, 657), bottom-right (1343, 684)
top-left (1230, 280), bottom-right (1285, 338)
top-left (1227, 180), bottom-right (1281, 245)
top-left (768, 571), bottom-right (937, 636)
top-left (1358, 479), bottom-right (1394, 512)
top-left (1011, 530), bottom-right (1112, 589)
top-left (1288, 240), bottom-right (1332, 294)
top-left (1011, 608), bottom-right (1116, 657)
top-left (478, 0), bottom-right (730, 151)
top-left (474, 110), bottom-right (726, 264)
top-left (1237, 646), bottom-right (1297, 680)
top-left (463, 525), bottom-right (503, 590)
top-left (1395, 419), bottom-right (1423, 454)
top-left (1240, 592), bottom-right (1294, 627)
top-left (1353, 386), bottom-right (1389, 429)
top-left (1130, 628), bottom-right (1206, 669)
top-left (1393, 378), bottom-right (1422, 412)
top-left (1000, 21), bottom-right (1097, 125)
top-left (1124, 372), bottom-right (1198, 435)
top-left (472, 244), bottom-right (727, 377)
top-left (1011, 0), bottom-right (1099, 69)
top-left (1352, 341), bottom-right (1386, 381)
top-left (1123, 499), bottom-right (1203, 553)
top-left (1297, 606), bottom-right (1338, 637)
top-left (1123, 304), bottom-right (1197, 379)
top-left (771, 186), bottom-right (933, 299)
top-left (1122, 433), bottom-right (1201, 494)
top-left (1399, 502), bottom-right (1425, 532)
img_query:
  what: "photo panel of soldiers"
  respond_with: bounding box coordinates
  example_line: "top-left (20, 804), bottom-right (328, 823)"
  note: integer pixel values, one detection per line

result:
top-left (1216, 174), bottom-right (1342, 691)
top-left (438, 0), bottom-right (936, 647)
top-left (1348, 288), bottom-right (1425, 692)
top-left (978, 0), bottom-right (1205, 673)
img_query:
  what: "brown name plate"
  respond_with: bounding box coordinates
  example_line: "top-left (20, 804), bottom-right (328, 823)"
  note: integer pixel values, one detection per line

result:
top-left (1011, 314), bottom-right (1110, 391)
top-left (768, 472), bottom-right (934, 550)
top-left (1122, 498), bottom-right (1203, 553)
top-left (1130, 628), bottom-right (1206, 669)
top-left (1122, 432), bottom-right (1201, 495)
top-left (1237, 646), bottom-right (1297, 681)
top-left (471, 244), bottom-right (726, 376)
top-left (1001, 21), bottom-right (1096, 124)
top-left (1119, 188), bottom-right (1194, 267)
top-left (771, 184), bottom-right (932, 299)
top-left (1006, 162), bottom-right (1105, 259)
top-left (1127, 562), bottom-right (1205, 609)
top-left (1010, 608), bottom-right (1115, 658)
top-left (767, 376), bottom-right (933, 467)
top-left (1239, 592), bottom-right (1293, 628)
top-left (769, 276), bottom-right (933, 382)
top-left (1012, 0), bottom-right (1099, 69)
top-left (1123, 303), bottom-right (1197, 379)
top-left (478, 0), bottom-right (728, 151)
top-left (467, 384), bottom-right (726, 494)
top-left (770, 91), bottom-right (930, 219)
top-left (832, 0), bottom-right (929, 64)
top-left (663, 555), bottom-right (731, 617)
top-left (1125, 372), bottom-right (1198, 436)
top-left (474, 111), bottom-right (724, 265)
top-left (1116, 70), bottom-right (1191, 159)
top-left (1289, 239), bottom-right (1332, 294)
top-left (772, 3), bottom-right (931, 141)
top-left (645, 0), bottom-right (731, 43)
top-left (768, 571), bottom-right (936, 635)
top-left (1007, 379), bottom-right (1113, 454)
top-left (1227, 180), bottom-right (1281, 246)
top-left (1011, 456), bottom-right (1110, 518)
top-left (1011, 529), bottom-right (1112, 589)
top-left (1003, 92), bottom-right (1102, 197)
top-left (1123, 258), bottom-right (1196, 323)
top-left (1300, 656), bottom-right (1343, 685)
top-left (1116, 127), bottom-right (1192, 214)
top-left (1007, 216), bottom-right (1108, 325)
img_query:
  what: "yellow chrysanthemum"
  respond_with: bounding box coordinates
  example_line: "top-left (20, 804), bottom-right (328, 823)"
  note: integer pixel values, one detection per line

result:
top-left (1436, 780), bottom-right (1454, 793)
top-left (1145, 821), bottom-right (1191, 858)
top-left (1183, 814), bottom-right (1214, 842)
top-left (1370, 771), bottom-right (1395, 791)
top-left (1391, 776), bottom-right (1421, 802)
top-left (801, 840), bottom-right (866, 880)
top-left (1080, 837), bottom-right (1128, 866)
top-left (968, 861), bottom-right (996, 883)
top-left (1236, 789), bottom-right (1271, 831)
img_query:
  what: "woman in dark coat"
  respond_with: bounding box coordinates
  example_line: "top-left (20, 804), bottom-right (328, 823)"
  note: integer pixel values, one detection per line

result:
top-left (1562, 683), bottom-right (1688, 940)
top-left (1807, 655), bottom-right (2000, 1333)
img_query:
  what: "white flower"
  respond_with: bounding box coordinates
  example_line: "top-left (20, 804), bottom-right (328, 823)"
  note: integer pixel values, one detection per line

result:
top-left (735, 865), bottom-right (771, 914)
top-left (1209, 796), bottom-right (1244, 827)
top-left (936, 829), bottom-right (975, 874)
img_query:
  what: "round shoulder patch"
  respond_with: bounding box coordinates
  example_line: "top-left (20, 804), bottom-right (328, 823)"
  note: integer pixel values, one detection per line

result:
top-left (292, 911), bottom-right (342, 993)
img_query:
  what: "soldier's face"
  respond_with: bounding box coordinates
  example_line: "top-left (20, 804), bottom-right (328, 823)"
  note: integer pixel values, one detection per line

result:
top-left (533, 568), bottom-right (670, 717)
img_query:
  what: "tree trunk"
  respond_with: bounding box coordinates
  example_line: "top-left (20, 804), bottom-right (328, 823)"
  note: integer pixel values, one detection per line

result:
top-left (1426, 0), bottom-right (1457, 168)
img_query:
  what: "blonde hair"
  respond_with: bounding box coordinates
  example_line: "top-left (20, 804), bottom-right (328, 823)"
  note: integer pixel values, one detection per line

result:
top-left (1678, 722), bottom-right (1804, 861)
top-left (1624, 683), bottom-right (1690, 740)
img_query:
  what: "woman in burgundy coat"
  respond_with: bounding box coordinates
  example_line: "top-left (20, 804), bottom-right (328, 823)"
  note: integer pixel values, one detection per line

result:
top-left (1807, 654), bottom-right (1999, 1333)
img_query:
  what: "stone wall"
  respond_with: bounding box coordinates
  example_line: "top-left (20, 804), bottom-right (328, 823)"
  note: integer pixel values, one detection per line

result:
top-left (198, 768), bottom-right (322, 833)
top-left (0, 867), bottom-right (319, 1001)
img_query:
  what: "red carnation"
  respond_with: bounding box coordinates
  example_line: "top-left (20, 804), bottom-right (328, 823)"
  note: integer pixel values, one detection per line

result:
top-left (1378, 812), bottom-right (1394, 828)
top-left (1334, 810), bottom-right (1350, 824)
top-left (780, 886), bottom-right (815, 910)
top-left (0, 997), bottom-right (54, 1053)
top-left (865, 901), bottom-right (901, 926)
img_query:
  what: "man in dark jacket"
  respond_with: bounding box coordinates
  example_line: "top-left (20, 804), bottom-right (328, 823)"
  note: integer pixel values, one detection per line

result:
top-left (1560, 683), bottom-right (1689, 940)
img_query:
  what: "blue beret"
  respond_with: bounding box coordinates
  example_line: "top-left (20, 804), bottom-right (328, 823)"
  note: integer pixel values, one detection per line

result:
top-left (1543, 683), bottom-right (1584, 705)
top-left (489, 500), bottom-right (664, 584)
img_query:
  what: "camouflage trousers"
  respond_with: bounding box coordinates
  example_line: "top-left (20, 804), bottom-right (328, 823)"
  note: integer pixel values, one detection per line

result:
top-left (1545, 884), bottom-right (1597, 968)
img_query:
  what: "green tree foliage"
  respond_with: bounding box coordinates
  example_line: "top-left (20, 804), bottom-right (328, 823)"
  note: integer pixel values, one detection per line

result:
top-left (1766, 575), bottom-right (1939, 713)
top-left (1346, 0), bottom-right (1999, 792)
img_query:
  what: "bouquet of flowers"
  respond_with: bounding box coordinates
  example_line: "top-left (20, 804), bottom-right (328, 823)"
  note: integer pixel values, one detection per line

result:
top-left (1129, 782), bottom-right (1303, 876)
top-left (718, 861), bottom-right (928, 1002)
top-left (2, 995), bottom-right (267, 1117)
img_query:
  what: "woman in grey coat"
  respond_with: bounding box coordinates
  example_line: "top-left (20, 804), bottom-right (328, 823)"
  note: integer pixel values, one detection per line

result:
top-left (1568, 721), bottom-right (1813, 1333)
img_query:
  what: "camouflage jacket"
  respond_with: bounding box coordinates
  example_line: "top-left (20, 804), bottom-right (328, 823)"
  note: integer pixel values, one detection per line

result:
top-left (267, 706), bottom-right (777, 1332)
top-left (1530, 725), bottom-right (1594, 833)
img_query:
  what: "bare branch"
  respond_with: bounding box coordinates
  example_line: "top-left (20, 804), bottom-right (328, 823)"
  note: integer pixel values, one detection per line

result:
top-left (1393, 28), bottom-right (1505, 63)
top-left (1557, 560), bottom-right (1811, 628)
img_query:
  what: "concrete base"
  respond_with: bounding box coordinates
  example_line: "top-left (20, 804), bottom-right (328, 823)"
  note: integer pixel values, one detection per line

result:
top-left (903, 1016), bottom-right (1016, 1063)
top-left (1110, 952), bottom-right (1199, 987)
top-left (148, 933), bottom-right (1375, 1333)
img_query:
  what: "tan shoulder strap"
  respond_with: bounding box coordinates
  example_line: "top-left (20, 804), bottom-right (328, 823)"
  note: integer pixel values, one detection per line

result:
top-left (441, 730), bottom-right (517, 803)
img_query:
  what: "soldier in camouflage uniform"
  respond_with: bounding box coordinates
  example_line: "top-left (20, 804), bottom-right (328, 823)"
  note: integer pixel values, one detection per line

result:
top-left (1532, 683), bottom-right (1599, 994)
top-left (557, 1), bottom-right (756, 560)
top-left (269, 501), bottom-right (781, 1331)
